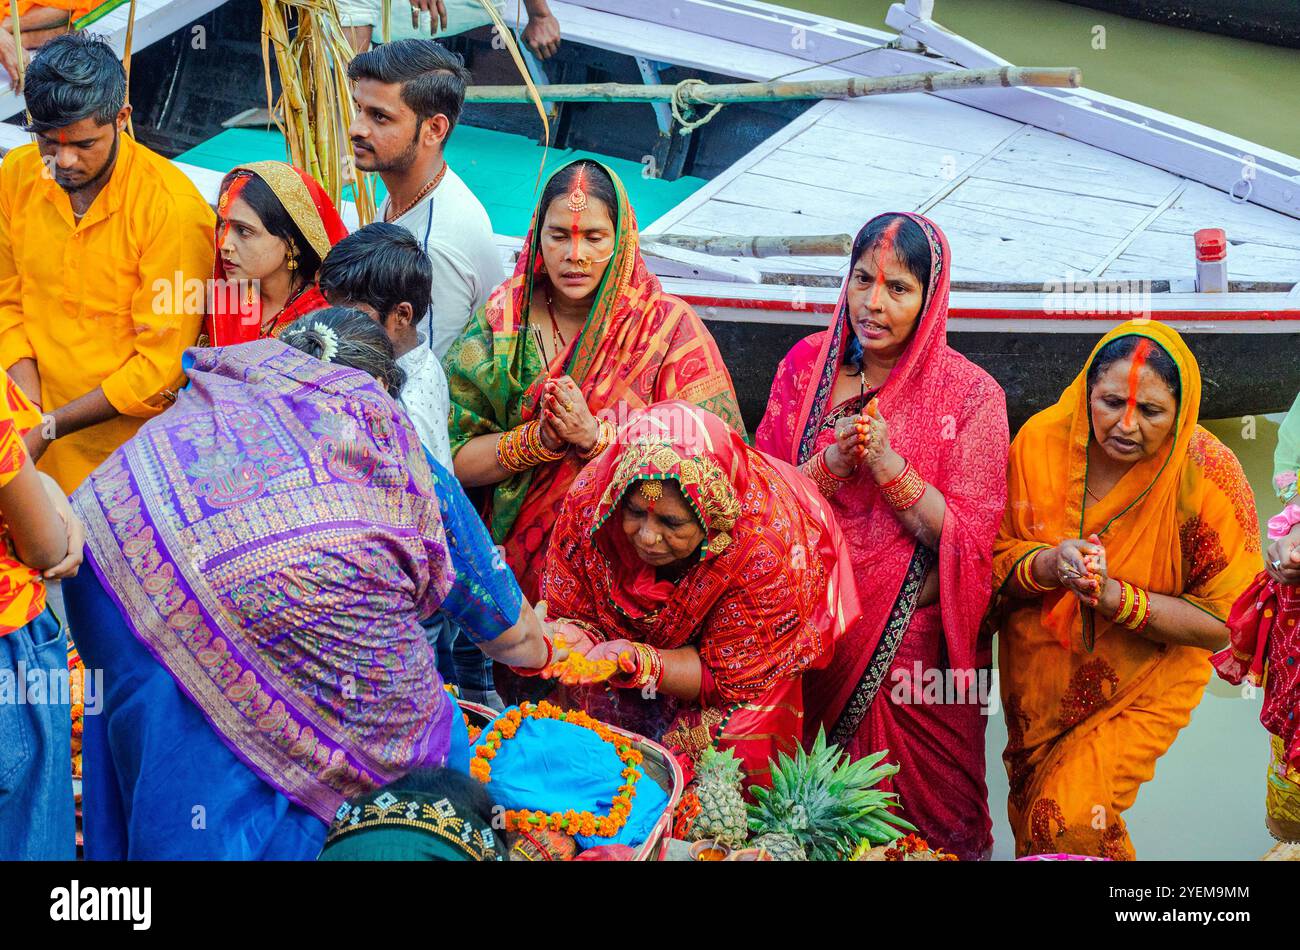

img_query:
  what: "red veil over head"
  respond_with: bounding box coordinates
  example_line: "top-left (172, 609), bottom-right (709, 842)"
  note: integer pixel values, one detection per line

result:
top-left (542, 400), bottom-right (860, 783)
top-left (755, 212), bottom-right (1010, 737)
top-left (208, 161), bottom-right (348, 345)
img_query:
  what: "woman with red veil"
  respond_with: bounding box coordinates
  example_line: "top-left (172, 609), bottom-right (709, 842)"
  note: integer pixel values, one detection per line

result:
top-left (206, 161), bottom-right (348, 345)
top-left (756, 212), bottom-right (1010, 859)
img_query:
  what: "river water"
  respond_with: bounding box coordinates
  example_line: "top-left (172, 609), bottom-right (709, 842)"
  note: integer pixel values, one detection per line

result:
top-left (784, 0), bottom-right (1295, 859)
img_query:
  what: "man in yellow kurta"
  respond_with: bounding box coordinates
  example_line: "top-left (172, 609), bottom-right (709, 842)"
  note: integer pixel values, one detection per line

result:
top-left (0, 32), bottom-right (213, 492)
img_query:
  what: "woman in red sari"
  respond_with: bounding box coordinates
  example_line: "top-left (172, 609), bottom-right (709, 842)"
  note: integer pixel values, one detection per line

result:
top-left (755, 212), bottom-right (1009, 858)
top-left (205, 161), bottom-right (348, 345)
top-left (538, 400), bottom-right (859, 785)
top-left (445, 161), bottom-right (743, 604)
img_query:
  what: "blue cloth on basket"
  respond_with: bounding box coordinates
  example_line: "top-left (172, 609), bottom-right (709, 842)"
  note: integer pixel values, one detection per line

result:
top-left (473, 710), bottom-right (668, 850)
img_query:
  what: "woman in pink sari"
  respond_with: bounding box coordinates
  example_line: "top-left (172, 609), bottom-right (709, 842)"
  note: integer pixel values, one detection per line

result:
top-left (755, 212), bottom-right (1009, 860)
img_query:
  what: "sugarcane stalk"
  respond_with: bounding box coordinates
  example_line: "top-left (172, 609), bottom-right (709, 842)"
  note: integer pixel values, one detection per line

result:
top-left (259, 0), bottom-right (376, 222)
top-left (467, 65), bottom-right (1081, 104)
top-left (644, 233), bottom-right (854, 258)
top-left (122, 0), bottom-right (137, 136)
top-left (7, 0), bottom-right (24, 96)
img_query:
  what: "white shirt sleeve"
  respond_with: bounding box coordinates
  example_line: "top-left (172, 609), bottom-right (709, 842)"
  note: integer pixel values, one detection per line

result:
top-left (333, 0), bottom-right (379, 27)
top-left (424, 242), bottom-right (480, 362)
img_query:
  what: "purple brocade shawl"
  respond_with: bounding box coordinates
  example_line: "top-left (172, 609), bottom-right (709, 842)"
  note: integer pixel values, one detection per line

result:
top-left (72, 339), bottom-right (457, 822)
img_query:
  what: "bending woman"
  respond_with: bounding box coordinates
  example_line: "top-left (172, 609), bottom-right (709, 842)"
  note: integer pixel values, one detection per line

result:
top-left (993, 321), bottom-right (1259, 859)
top-left (64, 308), bottom-right (551, 860)
top-left (445, 160), bottom-right (743, 603)
top-left (205, 161), bottom-right (348, 345)
top-left (755, 212), bottom-right (1008, 860)
top-left (538, 400), bottom-right (859, 785)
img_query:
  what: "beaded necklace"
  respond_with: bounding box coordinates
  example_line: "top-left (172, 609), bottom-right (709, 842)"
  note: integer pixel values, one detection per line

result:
top-left (384, 161), bottom-right (448, 223)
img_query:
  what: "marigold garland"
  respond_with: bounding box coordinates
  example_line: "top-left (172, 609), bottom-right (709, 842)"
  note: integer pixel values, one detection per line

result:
top-left (882, 833), bottom-right (959, 861)
top-left (470, 701), bottom-right (645, 838)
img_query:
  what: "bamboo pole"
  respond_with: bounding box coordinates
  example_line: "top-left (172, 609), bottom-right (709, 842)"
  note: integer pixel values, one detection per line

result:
top-left (644, 233), bottom-right (854, 258)
top-left (466, 65), bottom-right (1081, 105)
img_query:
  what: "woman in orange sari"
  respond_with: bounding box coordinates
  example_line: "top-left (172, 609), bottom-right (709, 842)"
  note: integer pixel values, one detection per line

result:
top-left (993, 320), bottom-right (1260, 859)
top-left (536, 401), bottom-right (859, 784)
top-left (445, 160), bottom-right (743, 605)
top-left (205, 161), bottom-right (348, 345)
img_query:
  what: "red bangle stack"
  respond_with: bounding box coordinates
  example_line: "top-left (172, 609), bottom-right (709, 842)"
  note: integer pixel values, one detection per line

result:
top-left (879, 459), bottom-right (926, 510)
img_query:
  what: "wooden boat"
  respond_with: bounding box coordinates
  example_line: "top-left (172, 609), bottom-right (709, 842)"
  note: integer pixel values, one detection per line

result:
top-left (4, 0), bottom-right (1296, 431)
top-left (1062, 0), bottom-right (1300, 49)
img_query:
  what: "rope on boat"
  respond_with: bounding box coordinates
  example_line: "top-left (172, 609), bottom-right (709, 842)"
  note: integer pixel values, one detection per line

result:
top-left (670, 78), bottom-right (724, 134)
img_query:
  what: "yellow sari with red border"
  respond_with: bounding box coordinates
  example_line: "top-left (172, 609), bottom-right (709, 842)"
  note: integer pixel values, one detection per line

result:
top-left (992, 320), bottom-right (1260, 859)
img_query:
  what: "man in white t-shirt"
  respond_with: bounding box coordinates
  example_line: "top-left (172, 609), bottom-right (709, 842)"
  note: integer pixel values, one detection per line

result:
top-left (348, 40), bottom-right (505, 361)
top-left (318, 222), bottom-right (503, 710)
top-left (337, 0), bottom-right (561, 59)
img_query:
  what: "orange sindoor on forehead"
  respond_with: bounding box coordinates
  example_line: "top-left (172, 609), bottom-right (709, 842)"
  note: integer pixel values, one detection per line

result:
top-left (216, 175), bottom-right (250, 249)
top-left (868, 218), bottom-right (904, 309)
top-left (1122, 338), bottom-right (1155, 428)
top-left (566, 167), bottom-right (590, 260)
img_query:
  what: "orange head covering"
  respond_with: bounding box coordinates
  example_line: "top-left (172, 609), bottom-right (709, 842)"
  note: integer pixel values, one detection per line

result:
top-left (994, 318), bottom-right (1258, 650)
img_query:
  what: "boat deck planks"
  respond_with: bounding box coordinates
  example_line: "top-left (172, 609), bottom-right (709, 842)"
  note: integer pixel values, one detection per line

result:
top-left (550, 0), bottom-right (855, 83)
top-left (552, 0), bottom-right (1300, 288)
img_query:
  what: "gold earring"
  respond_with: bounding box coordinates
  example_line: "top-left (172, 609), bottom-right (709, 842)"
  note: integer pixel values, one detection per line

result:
top-left (286, 243), bottom-right (298, 272)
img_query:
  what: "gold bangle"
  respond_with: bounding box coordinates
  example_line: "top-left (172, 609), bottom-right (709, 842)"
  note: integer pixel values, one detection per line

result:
top-left (801, 449), bottom-right (851, 498)
top-left (880, 460), bottom-right (926, 510)
top-left (1111, 581), bottom-right (1151, 631)
top-left (1016, 550), bottom-right (1058, 594)
top-left (1113, 581), bottom-right (1135, 626)
top-left (579, 419), bottom-right (616, 461)
top-left (634, 643), bottom-right (663, 692)
top-left (496, 420), bottom-right (565, 473)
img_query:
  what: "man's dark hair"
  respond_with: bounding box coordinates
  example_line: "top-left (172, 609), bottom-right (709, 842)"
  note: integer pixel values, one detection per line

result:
top-left (24, 32), bottom-right (127, 134)
top-left (319, 222), bottom-right (433, 322)
top-left (347, 39), bottom-right (470, 138)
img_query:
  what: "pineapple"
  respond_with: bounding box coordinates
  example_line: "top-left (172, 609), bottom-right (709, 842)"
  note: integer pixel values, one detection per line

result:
top-left (749, 832), bottom-right (807, 862)
top-left (747, 729), bottom-right (917, 861)
top-left (689, 745), bottom-right (749, 847)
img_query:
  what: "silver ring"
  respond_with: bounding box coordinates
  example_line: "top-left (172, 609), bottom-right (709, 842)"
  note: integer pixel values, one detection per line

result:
top-left (1273, 558), bottom-right (1285, 570)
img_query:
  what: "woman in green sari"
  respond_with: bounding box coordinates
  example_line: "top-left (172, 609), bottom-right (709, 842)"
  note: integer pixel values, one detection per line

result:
top-left (444, 160), bottom-right (743, 602)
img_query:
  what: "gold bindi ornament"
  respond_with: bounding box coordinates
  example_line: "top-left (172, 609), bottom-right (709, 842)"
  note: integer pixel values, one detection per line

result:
top-left (566, 165), bottom-right (590, 214)
top-left (639, 480), bottom-right (664, 513)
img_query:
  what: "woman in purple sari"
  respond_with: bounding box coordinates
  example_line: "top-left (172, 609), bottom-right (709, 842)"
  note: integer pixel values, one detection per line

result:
top-left (63, 308), bottom-right (552, 860)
